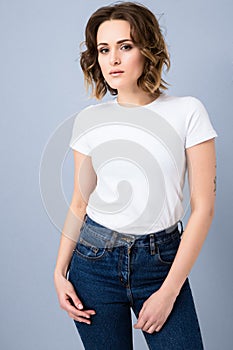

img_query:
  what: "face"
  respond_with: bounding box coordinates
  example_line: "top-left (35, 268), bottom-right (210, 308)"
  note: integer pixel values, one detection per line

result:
top-left (96, 20), bottom-right (145, 92)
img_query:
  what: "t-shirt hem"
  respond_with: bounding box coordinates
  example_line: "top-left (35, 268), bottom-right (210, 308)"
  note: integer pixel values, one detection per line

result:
top-left (185, 132), bottom-right (218, 149)
top-left (69, 144), bottom-right (90, 155)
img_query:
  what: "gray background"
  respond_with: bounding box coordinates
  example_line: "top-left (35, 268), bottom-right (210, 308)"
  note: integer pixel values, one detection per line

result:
top-left (0, 0), bottom-right (232, 349)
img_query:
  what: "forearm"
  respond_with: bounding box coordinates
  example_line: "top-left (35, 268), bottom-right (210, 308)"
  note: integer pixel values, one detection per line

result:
top-left (54, 206), bottom-right (86, 278)
top-left (160, 209), bottom-right (214, 297)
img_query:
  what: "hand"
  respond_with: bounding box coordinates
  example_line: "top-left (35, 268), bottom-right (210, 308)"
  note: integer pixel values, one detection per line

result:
top-left (54, 271), bottom-right (96, 325)
top-left (133, 288), bottom-right (177, 333)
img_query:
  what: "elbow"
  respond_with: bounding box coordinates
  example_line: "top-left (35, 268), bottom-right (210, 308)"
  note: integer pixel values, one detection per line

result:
top-left (207, 206), bottom-right (215, 219)
top-left (190, 202), bottom-right (215, 220)
top-left (70, 200), bottom-right (87, 213)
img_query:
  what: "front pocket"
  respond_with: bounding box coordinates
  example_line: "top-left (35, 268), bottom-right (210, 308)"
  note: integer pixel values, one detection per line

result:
top-left (75, 236), bottom-right (107, 261)
top-left (157, 234), bottom-right (181, 265)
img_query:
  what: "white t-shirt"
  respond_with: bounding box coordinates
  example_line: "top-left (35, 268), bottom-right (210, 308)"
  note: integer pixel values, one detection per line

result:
top-left (69, 93), bottom-right (218, 235)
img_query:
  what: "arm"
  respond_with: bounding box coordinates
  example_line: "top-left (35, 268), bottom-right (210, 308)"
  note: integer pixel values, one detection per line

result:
top-left (160, 137), bottom-right (216, 297)
top-left (134, 137), bottom-right (217, 333)
top-left (54, 149), bottom-right (97, 278)
top-left (54, 206), bottom-right (86, 278)
top-left (54, 149), bottom-right (97, 323)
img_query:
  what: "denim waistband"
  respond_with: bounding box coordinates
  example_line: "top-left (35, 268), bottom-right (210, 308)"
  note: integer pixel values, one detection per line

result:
top-left (80, 213), bottom-right (184, 250)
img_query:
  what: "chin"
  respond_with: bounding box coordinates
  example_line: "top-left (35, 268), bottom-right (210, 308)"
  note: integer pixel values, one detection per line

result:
top-left (107, 82), bottom-right (121, 90)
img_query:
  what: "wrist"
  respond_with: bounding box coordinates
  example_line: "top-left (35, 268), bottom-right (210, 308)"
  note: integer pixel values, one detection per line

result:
top-left (159, 283), bottom-right (180, 300)
top-left (54, 268), bottom-right (68, 279)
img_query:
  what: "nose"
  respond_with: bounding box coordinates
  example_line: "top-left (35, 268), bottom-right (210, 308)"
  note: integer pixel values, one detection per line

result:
top-left (109, 49), bottom-right (121, 65)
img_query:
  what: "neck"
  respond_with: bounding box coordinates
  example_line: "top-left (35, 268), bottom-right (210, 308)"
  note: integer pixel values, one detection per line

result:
top-left (116, 89), bottom-right (160, 107)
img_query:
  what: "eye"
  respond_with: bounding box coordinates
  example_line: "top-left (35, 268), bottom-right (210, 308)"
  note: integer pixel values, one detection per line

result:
top-left (121, 44), bottom-right (132, 50)
top-left (98, 47), bottom-right (109, 54)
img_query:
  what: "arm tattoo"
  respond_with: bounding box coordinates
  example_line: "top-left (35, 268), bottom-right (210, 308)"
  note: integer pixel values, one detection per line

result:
top-left (214, 164), bottom-right (217, 194)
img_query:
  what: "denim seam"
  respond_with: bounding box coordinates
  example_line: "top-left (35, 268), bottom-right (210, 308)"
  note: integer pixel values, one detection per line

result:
top-left (74, 247), bottom-right (107, 260)
top-left (154, 230), bottom-right (180, 245)
top-left (157, 245), bottom-right (174, 265)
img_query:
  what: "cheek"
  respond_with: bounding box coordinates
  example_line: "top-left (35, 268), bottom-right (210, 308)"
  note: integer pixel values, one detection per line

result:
top-left (131, 55), bottom-right (145, 75)
top-left (97, 57), bottom-right (102, 70)
top-left (129, 51), bottom-right (145, 67)
top-left (97, 56), bottom-right (106, 73)
top-left (138, 55), bottom-right (145, 70)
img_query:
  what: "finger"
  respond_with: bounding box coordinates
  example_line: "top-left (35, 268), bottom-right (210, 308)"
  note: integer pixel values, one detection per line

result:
top-left (68, 310), bottom-right (91, 321)
top-left (155, 325), bottom-right (162, 332)
top-left (134, 318), bottom-right (147, 329)
top-left (145, 322), bottom-right (162, 333)
top-left (145, 324), bottom-right (156, 334)
top-left (63, 297), bottom-right (90, 318)
top-left (67, 290), bottom-right (84, 310)
top-left (68, 311), bottom-right (91, 325)
top-left (67, 303), bottom-right (92, 319)
top-left (66, 291), bottom-right (96, 316)
top-left (142, 320), bottom-right (153, 332)
top-left (138, 305), bottom-right (145, 318)
top-left (135, 304), bottom-right (147, 326)
top-left (86, 309), bottom-right (96, 315)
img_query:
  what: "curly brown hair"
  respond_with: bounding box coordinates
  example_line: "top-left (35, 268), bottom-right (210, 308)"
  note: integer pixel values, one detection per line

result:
top-left (80, 1), bottom-right (171, 100)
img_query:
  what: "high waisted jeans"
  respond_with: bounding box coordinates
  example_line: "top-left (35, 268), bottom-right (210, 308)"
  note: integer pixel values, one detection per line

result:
top-left (68, 214), bottom-right (204, 350)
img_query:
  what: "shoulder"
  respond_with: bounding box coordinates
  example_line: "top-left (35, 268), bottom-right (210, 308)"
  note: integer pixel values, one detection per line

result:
top-left (73, 101), bottom-right (112, 121)
top-left (77, 100), bottom-right (115, 117)
top-left (159, 94), bottom-right (208, 116)
top-left (72, 100), bottom-right (116, 132)
top-left (160, 93), bottom-right (204, 106)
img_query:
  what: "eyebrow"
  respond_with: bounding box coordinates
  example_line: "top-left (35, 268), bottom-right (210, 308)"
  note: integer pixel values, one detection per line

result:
top-left (97, 39), bottom-right (133, 47)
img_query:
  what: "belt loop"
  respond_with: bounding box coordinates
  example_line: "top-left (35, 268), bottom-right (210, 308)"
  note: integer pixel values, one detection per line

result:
top-left (105, 231), bottom-right (118, 251)
top-left (149, 234), bottom-right (156, 255)
top-left (80, 213), bottom-right (88, 231)
top-left (178, 220), bottom-right (184, 236)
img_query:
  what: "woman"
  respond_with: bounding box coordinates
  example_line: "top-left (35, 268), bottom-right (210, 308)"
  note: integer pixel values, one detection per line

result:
top-left (54, 2), bottom-right (217, 349)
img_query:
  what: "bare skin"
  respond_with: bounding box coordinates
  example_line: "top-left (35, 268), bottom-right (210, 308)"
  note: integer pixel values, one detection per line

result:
top-left (54, 151), bottom-right (97, 325)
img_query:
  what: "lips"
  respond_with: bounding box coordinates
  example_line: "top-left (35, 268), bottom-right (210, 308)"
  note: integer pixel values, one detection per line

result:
top-left (109, 70), bottom-right (124, 74)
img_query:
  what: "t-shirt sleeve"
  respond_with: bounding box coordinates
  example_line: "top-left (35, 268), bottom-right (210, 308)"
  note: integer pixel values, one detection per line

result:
top-left (185, 97), bottom-right (218, 148)
top-left (69, 110), bottom-right (91, 155)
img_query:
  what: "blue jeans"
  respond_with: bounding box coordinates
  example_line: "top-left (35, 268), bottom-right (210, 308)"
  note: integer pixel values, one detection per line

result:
top-left (68, 214), bottom-right (204, 350)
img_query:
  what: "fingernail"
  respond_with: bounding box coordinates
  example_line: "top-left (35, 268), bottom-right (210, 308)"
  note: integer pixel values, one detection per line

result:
top-left (78, 304), bottom-right (83, 309)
